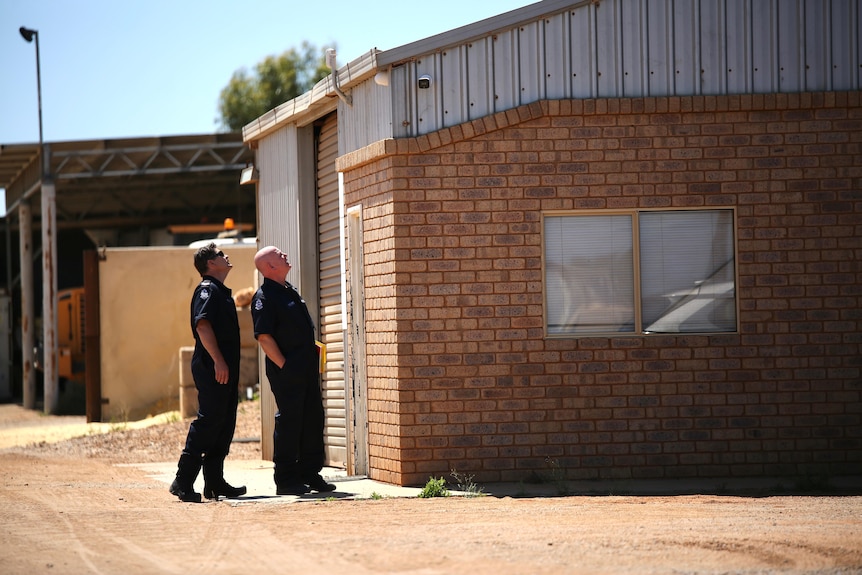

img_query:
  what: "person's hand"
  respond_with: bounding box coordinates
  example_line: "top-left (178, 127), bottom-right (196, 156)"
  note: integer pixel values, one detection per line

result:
top-left (213, 358), bottom-right (229, 384)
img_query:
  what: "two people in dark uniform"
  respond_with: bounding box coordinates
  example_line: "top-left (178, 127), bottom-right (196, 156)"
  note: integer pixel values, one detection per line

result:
top-left (171, 243), bottom-right (333, 502)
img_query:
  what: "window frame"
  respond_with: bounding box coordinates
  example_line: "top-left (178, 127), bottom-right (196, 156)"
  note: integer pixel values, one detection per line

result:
top-left (542, 207), bottom-right (740, 338)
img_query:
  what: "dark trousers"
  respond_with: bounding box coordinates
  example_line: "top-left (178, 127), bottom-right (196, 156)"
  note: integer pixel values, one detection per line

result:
top-left (268, 360), bottom-right (325, 485)
top-left (177, 365), bottom-right (239, 484)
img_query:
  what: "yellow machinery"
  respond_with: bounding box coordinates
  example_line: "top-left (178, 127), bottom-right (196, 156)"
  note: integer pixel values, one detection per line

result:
top-left (58, 287), bottom-right (86, 382)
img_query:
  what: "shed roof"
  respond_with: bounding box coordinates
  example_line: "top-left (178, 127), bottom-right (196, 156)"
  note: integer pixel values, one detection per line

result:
top-left (1, 133), bottom-right (254, 231)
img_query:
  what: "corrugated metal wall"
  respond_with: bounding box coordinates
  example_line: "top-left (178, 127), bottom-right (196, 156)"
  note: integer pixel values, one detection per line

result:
top-left (255, 124), bottom-right (308, 461)
top-left (338, 79), bottom-right (393, 160)
top-left (388, 0), bottom-right (861, 139)
top-left (316, 114), bottom-right (347, 467)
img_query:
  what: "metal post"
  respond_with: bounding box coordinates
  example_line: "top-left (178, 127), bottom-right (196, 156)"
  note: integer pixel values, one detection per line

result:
top-left (41, 179), bottom-right (58, 414)
top-left (18, 203), bottom-right (35, 409)
top-left (21, 26), bottom-right (58, 413)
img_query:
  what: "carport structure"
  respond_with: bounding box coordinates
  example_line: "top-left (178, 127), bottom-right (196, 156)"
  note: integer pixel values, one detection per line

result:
top-left (0, 133), bottom-right (255, 415)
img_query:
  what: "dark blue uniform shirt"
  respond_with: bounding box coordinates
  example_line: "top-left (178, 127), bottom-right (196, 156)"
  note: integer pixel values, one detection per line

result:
top-left (190, 275), bottom-right (240, 377)
top-left (251, 278), bottom-right (317, 373)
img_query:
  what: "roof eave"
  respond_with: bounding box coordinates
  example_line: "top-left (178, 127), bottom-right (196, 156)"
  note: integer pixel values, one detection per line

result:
top-left (242, 49), bottom-right (379, 144)
top-left (377, 0), bottom-right (589, 67)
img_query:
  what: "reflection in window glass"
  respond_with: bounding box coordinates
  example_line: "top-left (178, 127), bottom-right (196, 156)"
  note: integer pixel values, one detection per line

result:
top-left (640, 211), bottom-right (736, 333)
top-left (544, 215), bottom-right (634, 334)
top-left (543, 210), bottom-right (736, 336)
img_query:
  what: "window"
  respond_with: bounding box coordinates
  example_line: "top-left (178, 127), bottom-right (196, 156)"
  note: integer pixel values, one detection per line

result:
top-left (543, 209), bottom-right (737, 336)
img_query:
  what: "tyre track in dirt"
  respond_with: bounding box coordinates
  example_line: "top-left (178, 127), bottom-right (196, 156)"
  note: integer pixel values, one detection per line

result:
top-left (2, 399), bottom-right (862, 575)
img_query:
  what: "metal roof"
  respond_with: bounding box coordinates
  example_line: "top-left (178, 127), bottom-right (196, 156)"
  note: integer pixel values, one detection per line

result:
top-left (1, 133), bottom-right (255, 232)
top-left (0, 143), bottom-right (40, 195)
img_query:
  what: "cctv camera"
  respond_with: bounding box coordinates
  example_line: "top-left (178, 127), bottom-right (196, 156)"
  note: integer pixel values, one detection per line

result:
top-left (418, 74), bottom-right (432, 89)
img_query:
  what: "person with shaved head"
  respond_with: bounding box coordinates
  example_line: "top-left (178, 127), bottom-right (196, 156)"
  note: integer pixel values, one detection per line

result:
top-left (251, 246), bottom-right (335, 496)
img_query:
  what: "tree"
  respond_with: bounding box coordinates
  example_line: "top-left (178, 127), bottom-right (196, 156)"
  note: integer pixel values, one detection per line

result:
top-left (217, 41), bottom-right (331, 132)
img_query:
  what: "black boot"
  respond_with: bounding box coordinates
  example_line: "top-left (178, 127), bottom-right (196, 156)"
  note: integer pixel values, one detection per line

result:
top-left (171, 453), bottom-right (202, 502)
top-left (203, 458), bottom-right (247, 500)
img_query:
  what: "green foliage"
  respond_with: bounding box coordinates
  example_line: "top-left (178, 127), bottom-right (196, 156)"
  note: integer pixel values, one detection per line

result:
top-left (217, 41), bottom-right (332, 131)
top-left (418, 477), bottom-right (450, 498)
top-left (369, 492), bottom-right (384, 500)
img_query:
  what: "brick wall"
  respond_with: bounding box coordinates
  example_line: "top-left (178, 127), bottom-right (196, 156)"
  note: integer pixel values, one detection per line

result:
top-left (339, 92), bottom-right (862, 487)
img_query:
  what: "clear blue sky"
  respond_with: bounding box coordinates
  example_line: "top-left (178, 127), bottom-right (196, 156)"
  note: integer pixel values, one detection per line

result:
top-left (1, 0), bottom-right (536, 212)
top-left (1, 0), bottom-right (535, 144)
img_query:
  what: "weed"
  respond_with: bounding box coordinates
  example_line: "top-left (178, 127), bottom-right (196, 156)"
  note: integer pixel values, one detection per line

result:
top-left (369, 492), bottom-right (384, 500)
top-left (450, 469), bottom-right (485, 497)
top-left (545, 457), bottom-right (571, 496)
top-left (418, 476), bottom-right (450, 498)
top-left (109, 410), bottom-right (129, 432)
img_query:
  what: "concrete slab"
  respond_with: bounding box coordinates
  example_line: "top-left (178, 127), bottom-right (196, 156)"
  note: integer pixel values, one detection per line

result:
top-left (131, 461), bottom-right (425, 504)
top-left (134, 458), bottom-right (862, 504)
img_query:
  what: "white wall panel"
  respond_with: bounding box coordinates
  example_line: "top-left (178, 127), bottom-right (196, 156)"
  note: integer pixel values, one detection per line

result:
top-left (339, 80), bottom-right (390, 157)
top-left (467, 38), bottom-right (493, 119)
top-left (494, 30), bottom-right (519, 111)
top-left (545, 13), bottom-right (572, 99)
top-left (570, 4), bottom-right (596, 98)
top-left (595, 0), bottom-right (621, 98)
top-left (726, 0), bottom-right (752, 93)
top-left (699, 0), bottom-right (725, 94)
top-left (415, 53), bottom-right (442, 134)
top-left (647, 1), bottom-right (673, 96)
top-left (390, 65), bottom-right (411, 140)
top-left (779, 0), bottom-right (805, 91)
top-left (673, 0), bottom-right (699, 95)
top-left (519, 22), bottom-right (544, 102)
top-left (441, 46), bottom-right (468, 127)
top-left (257, 126), bottom-right (300, 255)
top-left (255, 125), bottom-right (301, 461)
top-left (621, 0), bottom-right (647, 97)
top-left (831, 0), bottom-right (858, 91)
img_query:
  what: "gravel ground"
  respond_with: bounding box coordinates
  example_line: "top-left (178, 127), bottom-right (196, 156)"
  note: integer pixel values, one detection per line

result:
top-left (6, 397), bottom-right (263, 464)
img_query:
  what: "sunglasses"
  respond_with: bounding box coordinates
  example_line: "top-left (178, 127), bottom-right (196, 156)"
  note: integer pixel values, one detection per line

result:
top-left (209, 250), bottom-right (225, 260)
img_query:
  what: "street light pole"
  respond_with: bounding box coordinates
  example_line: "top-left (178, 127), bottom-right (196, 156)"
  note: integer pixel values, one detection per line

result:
top-left (19, 28), bottom-right (43, 156)
top-left (20, 26), bottom-right (59, 414)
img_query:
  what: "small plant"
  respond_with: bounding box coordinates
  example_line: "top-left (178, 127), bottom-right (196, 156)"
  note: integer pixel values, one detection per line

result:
top-left (369, 492), bottom-right (384, 500)
top-left (108, 411), bottom-right (129, 433)
top-left (546, 457), bottom-right (571, 496)
top-left (450, 469), bottom-right (485, 497)
top-left (418, 476), bottom-right (450, 498)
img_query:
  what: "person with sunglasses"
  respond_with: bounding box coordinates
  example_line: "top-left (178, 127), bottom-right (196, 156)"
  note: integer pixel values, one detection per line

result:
top-left (170, 243), bottom-right (247, 502)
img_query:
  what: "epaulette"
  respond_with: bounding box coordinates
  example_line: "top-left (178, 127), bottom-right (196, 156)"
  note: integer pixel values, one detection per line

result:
top-left (199, 279), bottom-right (212, 287)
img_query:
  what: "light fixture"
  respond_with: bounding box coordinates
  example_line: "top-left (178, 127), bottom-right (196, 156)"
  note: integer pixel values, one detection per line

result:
top-left (240, 164), bottom-right (259, 185)
top-left (19, 26), bottom-right (37, 42)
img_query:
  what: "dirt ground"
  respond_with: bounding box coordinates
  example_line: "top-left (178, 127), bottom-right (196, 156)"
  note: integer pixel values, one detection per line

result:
top-left (1, 400), bottom-right (861, 575)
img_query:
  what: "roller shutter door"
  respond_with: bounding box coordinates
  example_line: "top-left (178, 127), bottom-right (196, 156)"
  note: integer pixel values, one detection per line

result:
top-left (316, 113), bottom-right (346, 466)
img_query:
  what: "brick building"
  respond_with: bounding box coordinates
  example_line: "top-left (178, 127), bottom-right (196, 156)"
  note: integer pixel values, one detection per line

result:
top-left (245, 0), bottom-right (861, 486)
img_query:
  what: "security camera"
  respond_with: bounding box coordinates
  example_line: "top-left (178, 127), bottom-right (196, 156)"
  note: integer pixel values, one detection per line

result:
top-left (418, 74), bottom-right (432, 89)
